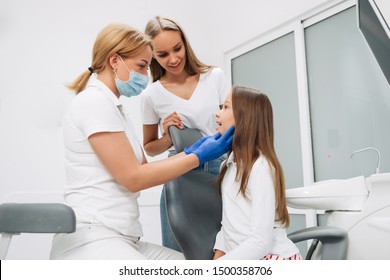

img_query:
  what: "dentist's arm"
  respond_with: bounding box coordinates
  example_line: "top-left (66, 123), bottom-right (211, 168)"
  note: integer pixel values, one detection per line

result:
top-left (88, 126), bottom-right (233, 192)
top-left (89, 131), bottom-right (198, 192)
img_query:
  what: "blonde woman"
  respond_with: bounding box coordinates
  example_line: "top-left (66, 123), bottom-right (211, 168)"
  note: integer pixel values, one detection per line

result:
top-left (141, 16), bottom-right (230, 251)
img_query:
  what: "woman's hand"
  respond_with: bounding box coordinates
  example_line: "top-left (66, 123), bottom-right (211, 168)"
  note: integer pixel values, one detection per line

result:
top-left (143, 111), bottom-right (183, 157)
top-left (162, 112), bottom-right (183, 138)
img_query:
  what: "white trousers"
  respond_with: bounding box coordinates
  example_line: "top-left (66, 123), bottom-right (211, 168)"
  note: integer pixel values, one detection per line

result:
top-left (50, 222), bottom-right (184, 260)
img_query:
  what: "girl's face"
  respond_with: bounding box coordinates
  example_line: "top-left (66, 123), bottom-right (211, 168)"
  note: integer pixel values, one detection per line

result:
top-left (216, 92), bottom-right (235, 135)
top-left (152, 30), bottom-right (186, 76)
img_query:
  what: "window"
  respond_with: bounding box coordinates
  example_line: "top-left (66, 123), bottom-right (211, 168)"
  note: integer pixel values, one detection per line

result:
top-left (305, 6), bottom-right (390, 180)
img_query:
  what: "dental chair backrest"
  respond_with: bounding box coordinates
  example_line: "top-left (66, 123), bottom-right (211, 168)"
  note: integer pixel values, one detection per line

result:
top-left (169, 126), bottom-right (203, 153)
top-left (166, 126), bottom-right (221, 259)
top-left (165, 170), bottom-right (221, 260)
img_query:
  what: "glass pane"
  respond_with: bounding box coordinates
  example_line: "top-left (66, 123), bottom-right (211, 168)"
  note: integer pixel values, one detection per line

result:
top-left (305, 6), bottom-right (390, 180)
top-left (231, 32), bottom-right (304, 189)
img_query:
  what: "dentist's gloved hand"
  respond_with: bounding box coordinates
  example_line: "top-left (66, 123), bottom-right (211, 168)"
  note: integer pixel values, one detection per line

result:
top-left (183, 135), bottom-right (213, 155)
top-left (185, 126), bottom-right (235, 166)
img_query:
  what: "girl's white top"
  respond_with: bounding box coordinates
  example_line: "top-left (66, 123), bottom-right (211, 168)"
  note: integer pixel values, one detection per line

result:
top-left (214, 153), bottom-right (299, 259)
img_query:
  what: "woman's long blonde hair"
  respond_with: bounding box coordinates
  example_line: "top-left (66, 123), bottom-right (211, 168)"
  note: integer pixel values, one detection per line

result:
top-left (144, 16), bottom-right (213, 82)
top-left (218, 86), bottom-right (290, 226)
top-left (67, 23), bottom-right (151, 94)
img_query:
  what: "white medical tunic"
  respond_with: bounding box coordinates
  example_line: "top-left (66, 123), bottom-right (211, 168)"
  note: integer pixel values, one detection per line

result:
top-left (214, 153), bottom-right (299, 259)
top-left (63, 77), bottom-right (144, 237)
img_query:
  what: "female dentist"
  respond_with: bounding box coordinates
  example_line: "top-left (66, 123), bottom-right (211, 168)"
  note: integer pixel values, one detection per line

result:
top-left (49, 23), bottom-right (233, 260)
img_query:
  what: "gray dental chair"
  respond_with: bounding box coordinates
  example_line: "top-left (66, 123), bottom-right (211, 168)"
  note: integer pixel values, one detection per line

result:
top-left (165, 126), bottom-right (348, 260)
top-left (0, 203), bottom-right (76, 259)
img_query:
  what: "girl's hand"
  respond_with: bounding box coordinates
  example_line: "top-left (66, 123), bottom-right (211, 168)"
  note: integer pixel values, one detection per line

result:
top-left (213, 249), bottom-right (226, 260)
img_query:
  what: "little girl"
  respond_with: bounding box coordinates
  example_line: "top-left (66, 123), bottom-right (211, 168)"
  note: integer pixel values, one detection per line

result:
top-left (213, 85), bottom-right (301, 260)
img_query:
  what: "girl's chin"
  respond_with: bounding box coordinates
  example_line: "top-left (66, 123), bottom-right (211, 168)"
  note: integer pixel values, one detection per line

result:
top-left (216, 127), bottom-right (225, 134)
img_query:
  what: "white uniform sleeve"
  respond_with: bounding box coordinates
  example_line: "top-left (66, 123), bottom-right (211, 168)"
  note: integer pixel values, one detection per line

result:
top-left (76, 94), bottom-right (124, 138)
top-left (219, 159), bottom-right (276, 260)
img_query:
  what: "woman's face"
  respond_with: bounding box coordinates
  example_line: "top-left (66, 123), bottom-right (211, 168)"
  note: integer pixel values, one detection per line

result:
top-left (116, 45), bottom-right (152, 81)
top-left (152, 30), bottom-right (186, 76)
top-left (216, 92), bottom-right (235, 135)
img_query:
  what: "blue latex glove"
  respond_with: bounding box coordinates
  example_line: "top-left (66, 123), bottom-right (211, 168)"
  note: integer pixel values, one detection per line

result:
top-left (184, 135), bottom-right (213, 155)
top-left (190, 126), bottom-right (235, 165)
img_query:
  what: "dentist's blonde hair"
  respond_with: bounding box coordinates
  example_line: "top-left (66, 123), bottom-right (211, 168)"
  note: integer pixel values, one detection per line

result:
top-left (67, 23), bottom-right (151, 94)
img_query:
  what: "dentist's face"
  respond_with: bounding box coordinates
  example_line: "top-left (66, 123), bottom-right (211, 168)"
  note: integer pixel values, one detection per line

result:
top-left (114, 46), bottom-right (152, 80)
top-left (216, 92), bottom-right (235, 135)
top-left (152, 30), bottom-right (186, 76)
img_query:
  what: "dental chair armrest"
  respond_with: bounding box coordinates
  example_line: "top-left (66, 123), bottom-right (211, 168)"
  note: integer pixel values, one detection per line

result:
top-left (0, 203), bottom-right (76, 234)
top-left (288, 226), bottom-right (348, 260)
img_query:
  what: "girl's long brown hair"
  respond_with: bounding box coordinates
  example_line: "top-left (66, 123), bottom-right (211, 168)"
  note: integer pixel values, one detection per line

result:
top-left (218, 86), bottom-right (290, 226)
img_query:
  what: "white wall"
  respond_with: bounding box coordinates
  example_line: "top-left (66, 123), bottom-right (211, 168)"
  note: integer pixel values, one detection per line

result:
top-left (0, 0), bottom-right (332, 259)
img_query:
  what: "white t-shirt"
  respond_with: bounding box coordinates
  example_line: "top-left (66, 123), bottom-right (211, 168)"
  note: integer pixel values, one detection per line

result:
top-left (140, 67), bottom-right (230, 137)
top-left (214, 153), bottom-right (299, 259)
top-left (63, 76), bottom-right (144, 237)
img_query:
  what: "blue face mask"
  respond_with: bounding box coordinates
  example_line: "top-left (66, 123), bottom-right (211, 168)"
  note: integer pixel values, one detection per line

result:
top-left (115, 56), bottom-right (149, 97)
